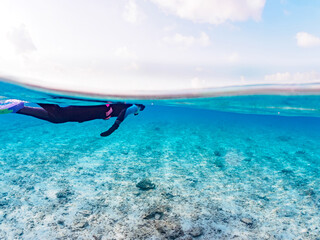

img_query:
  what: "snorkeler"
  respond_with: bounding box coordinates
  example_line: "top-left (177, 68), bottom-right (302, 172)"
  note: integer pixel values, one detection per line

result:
top-left (0, 100), bottom-right (145, 137)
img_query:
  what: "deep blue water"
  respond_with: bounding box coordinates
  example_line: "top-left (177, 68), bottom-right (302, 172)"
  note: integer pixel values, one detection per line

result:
top-left (1, 82), bottom-right (320, 239)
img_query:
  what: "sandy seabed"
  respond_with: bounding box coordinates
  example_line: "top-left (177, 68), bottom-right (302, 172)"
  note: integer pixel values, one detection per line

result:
top-left (0, 106), bottom-right (320, 240)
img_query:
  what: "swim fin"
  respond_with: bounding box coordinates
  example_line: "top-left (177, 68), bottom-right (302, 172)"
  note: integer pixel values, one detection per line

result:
top-left (0, 100), bottom-right (24, 114)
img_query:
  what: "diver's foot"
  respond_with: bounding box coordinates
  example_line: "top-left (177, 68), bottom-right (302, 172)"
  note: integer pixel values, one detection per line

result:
top-left (0, 99), bottom-right (25, 114)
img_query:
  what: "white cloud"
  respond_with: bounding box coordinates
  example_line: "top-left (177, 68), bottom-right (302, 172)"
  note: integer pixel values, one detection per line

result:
top-left (150, 0), bottom-right (266, 25)
top-left (163, 33), bottom-right (194, 47)
top-left (7, 24), bottom-right (36, 54)
top-left (296, 32), bottom-right (320, 48)
top-left (123, 0), bottom-right (145, 24)
top-left (264, 71), bottom-right (320, 83)
top-left (114, 46), bottom-right (139, 71)
top-left (191, 77), bottom-right (206, 88)
top-left (163, 32), bottom-right (210, 47)
top-left (163, 24), bottom-right (177, 32)
top-left (114, 46), bottom-right (137, 59)
top-left (198, 32), bottom-right (210, 46)
top-left (126, 61), bottom-right (139, 71)
top-left (195, 67), bottom-right (203, 72)
top-left (227, 52), bottom-right (240, 63)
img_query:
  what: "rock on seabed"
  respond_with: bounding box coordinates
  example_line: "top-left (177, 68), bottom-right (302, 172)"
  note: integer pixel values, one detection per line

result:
top-left (136, 179), bottom-right (156, 190)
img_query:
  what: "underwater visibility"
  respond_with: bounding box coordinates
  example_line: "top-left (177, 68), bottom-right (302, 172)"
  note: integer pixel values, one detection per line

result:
top-left (0, 80), bottom-right (320, 239)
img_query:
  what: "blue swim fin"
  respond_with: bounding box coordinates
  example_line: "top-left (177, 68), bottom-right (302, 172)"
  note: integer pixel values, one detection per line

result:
top-left (0, 100), bottom-right (24, 114)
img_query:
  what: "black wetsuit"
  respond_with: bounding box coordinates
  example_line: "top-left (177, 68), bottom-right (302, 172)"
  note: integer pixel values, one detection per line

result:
top-left (17, 103), bottom-right (144, 136)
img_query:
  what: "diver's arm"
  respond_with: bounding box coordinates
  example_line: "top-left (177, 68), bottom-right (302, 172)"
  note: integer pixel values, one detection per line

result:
top-left (100, 119), bottom-right (121, 137)
top-left (100, 105), bottom-right (139, 137)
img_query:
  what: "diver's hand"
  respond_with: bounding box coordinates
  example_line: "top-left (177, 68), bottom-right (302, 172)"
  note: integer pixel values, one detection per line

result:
top-left (100, 121), bottom-right (120, 137)
top-left (100, 129), bottom-right (113, 137)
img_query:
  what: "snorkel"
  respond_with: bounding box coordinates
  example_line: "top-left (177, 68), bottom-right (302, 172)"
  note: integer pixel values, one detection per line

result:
top-left (134, 106), bottom-right (140, 115)
top-left (135, 104), bottom-right (145, 115)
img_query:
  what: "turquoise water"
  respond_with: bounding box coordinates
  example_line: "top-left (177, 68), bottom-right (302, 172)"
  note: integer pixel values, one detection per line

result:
top-left (1, 81), bottom-right (320, 239)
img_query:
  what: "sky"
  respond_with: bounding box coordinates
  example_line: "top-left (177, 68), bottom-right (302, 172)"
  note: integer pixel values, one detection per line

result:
top-left (0, 0), bottom-right (320, 94)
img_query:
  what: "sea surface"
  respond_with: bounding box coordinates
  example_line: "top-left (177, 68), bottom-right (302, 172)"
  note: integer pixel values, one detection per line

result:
top-left (1, 81), bottom-right (320, 239)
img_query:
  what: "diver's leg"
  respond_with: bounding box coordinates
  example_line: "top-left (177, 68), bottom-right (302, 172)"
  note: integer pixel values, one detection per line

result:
top-left (18, 104), bottom-right (108, 123)
top-left (17, 104), bottom-right (66, 123)
top-left (38, 104), bottom-right (60, 113)
top-left (17, 106), bottom-right (51, 121)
